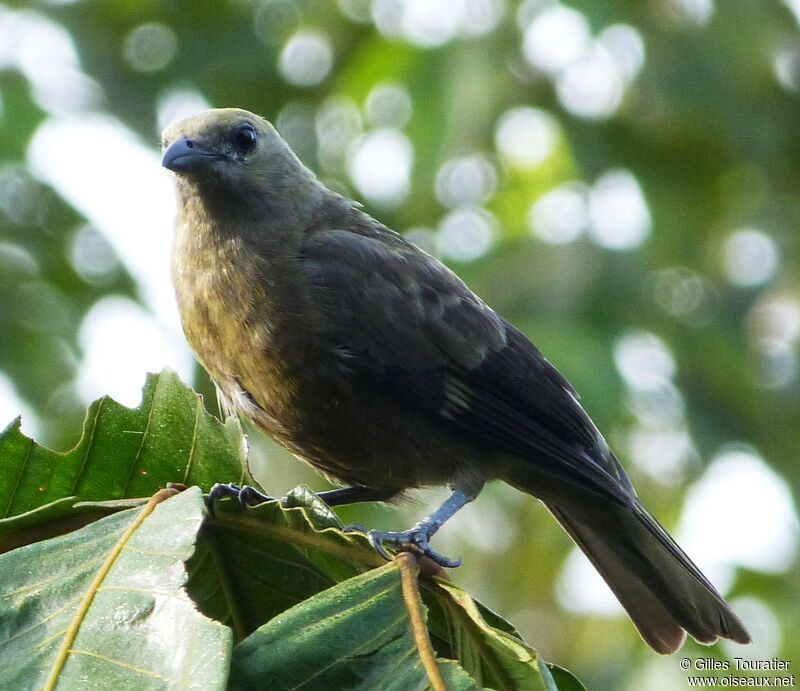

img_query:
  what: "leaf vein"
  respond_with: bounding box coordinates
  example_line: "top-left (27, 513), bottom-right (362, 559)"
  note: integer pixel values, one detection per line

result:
top-left (1, 551), bottom-right (108, 600)
top-left (290, 612), bottom-right (409, 690)
top-left (182, 395), bottom-right (202, 483)
top-left (120, 384), bottom-right (158, 497)
top-left (1, 598), bottom-right (80, 648)
top-left (70, 398), bottom-right (105, 495)
top-left (42, 494), bottom-right (164, 691)
top-left (3, 435), bottom-right (35, 518)
top-left (69, 648), bottom-right (172, 681)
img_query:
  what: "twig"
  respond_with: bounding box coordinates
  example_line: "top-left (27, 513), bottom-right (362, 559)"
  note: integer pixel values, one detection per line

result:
top-left (396, 551), bottom-right (446, 691)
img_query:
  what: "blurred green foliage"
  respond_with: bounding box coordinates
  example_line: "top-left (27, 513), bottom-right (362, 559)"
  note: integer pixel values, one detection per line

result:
top-left (1, 0), bottom-right (798, 687)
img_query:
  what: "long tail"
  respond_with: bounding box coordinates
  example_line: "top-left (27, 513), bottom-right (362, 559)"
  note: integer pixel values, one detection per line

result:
top-left (545, 499), bottom-right (751, 654)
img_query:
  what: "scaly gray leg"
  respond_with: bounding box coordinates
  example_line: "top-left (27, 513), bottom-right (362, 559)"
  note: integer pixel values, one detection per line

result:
top-left (366, 486), bottom-right (480, 568)
top-left (207, 483), bottom-right (398, 513)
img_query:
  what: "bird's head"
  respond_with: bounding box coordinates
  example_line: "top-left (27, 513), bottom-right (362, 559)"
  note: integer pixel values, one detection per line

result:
top-left (161, 108), bottom-right (275, 183)
top-left (162, 108), bottom-right (321, 204)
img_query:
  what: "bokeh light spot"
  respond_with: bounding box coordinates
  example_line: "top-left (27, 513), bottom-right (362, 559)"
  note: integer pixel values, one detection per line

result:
top-left (372, 0), bottom-right (506, 47)
top-left (626, 424), bottom-right (694, 486)
top-left (122, 23), bottom-right (178, 73)
top-left (0, 165), bottom-right (39, 225)
top-left (495, 106), bottom-right (559, 169)
top-left (437, 206), bottom-right (497, 262)
top-left (746, 294), bottom-right (800, 346)
top-left (1, 8), bottom-right (100, 114)
top-left (337, 0), bottom-right (372, 23)
top-left (723, 228), bottom-right (778, 287)
top-left (77, 296), bottom-right (193, 406)
top-left (254, 0), bottom-right (303, 45)
top-left (753, 340), bottom-right (798, 389)
top-left (667, 0), bottom-right (715, 27)
top-left (278, 29), bottom-right (334, 87)
top-left (627, 383), bottom-right (686, 428)
top-left (70, 225), bottom-right (121, 285)
top-left (15, 281), bottom-right (73, 335)
top-left (597, 24), bottom-right (645, 82)
top-left (557, 546), bottom-right (624, 616)
top-left (588, 169), bottom-right (651, 250)
top-left (400, 0), bottom-right (464, 47)
top-left (0, 371), bottom-right (39, 438)
top-left (364, 82), bottom-right (413, 129)
top-left (316, 96), bottom-right (363, 169)
top-left (460, 0), bottom-right (507, 37)
top-left (348, 128), bottom-right (413, 208)
top-left (157, 87), bottom-right (211, 133)
top-left (678, 447), bottom-right (799, 589)
top-left (744, 291), bottom-right (800, 388)
top-left (651, 266), bottom-right (718, 327)
top-left (614, 331), bottom-right (676, 390)
top-left (275, 100), bottom-right (317, 164)
top-left (522, 4), bottom-right (591, 77)
top-left (435, 154), bottom-right (497, 208)
top-left (0, 241), bottom-right (39, 280)
top-left (772, 46), bottom-right (800, 93)
top-left (528, 181), bottom-right (588, 245)
top-left (556, 45), bottom-right (625, 119)
top-left (371, 0), bottom-right (405, 37)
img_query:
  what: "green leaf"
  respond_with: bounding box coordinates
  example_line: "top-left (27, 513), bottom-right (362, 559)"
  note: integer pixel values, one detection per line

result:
top-left (186, 487), bottom-right (383, 641)
top-left (229, 562), bottom-right (476, 691)
top-left (0, 487), bottom-right (231, 690)
top-left (191, 489), bottom-right (573, 689)
top-left (0, 370), bottom-right (248, 519)
top-left (0, 482), bottom-right (585, 689)
top-left (0, 495), bottom-right (144, 554)
top-left (426, 579), bottom-right (553, 691)
top-left (546, 664), bottom-right (588, 691)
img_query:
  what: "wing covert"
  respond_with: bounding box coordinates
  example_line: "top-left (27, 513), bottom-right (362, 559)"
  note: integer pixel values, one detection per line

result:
top-left (299, 225), bottom-right (635, 504)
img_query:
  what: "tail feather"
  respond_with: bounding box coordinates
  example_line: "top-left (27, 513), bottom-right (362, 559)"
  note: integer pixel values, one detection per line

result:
top-left (546, 502), bottom-right (751, 654)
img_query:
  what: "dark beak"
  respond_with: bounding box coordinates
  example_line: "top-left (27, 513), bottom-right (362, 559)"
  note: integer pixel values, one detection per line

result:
top-left (162, 138), bottom-right (224, 173)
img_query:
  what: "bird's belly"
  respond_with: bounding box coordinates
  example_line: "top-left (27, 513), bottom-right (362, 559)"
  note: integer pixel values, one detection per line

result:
top-left (277, 374), bottom-right (485, 491)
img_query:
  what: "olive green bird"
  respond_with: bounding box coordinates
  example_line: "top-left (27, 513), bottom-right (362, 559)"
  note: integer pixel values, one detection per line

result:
top-left (161, 108), bottom-right (750, 654)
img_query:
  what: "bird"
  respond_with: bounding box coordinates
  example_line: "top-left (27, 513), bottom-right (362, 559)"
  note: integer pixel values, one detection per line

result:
top-left (161, 107), bottom-right (750, 654)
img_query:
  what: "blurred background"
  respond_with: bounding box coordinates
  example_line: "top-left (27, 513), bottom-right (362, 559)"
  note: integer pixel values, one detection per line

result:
top-left (1, 0), bottom-right (798, 686)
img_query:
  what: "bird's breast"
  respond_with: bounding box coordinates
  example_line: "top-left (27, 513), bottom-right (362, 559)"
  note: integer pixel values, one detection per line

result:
top-left (171, 217), bottom-right (315, 431)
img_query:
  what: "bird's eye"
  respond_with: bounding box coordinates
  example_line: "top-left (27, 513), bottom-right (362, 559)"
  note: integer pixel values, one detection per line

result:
top-left (233, 123), bottom-right (257, 153)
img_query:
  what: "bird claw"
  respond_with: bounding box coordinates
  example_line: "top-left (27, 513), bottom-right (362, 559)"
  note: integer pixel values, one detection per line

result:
top-left (206, 483), bottom-right (275, 515)
top-left (366, 528), bottom-right (462, 568)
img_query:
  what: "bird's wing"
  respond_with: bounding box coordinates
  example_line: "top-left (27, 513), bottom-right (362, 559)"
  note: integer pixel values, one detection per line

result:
top-left (299, 225), bottom-right (634, 505)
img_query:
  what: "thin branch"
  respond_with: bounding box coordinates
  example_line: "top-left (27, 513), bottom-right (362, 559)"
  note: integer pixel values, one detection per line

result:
top-left (396, 551), bottom-right (446, 691)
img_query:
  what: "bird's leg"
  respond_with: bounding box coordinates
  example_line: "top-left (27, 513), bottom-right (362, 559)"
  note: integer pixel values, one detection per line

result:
top-left (207, 483), bottom-right (398, 514)
top-left (366, 484), bottom-right (481, 568)
top-left (316, 486), bottom-right (400, 506)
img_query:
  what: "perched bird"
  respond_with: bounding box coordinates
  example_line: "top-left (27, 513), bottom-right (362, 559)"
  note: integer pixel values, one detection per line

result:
top-left (162, 108), bottom-right (750, 654)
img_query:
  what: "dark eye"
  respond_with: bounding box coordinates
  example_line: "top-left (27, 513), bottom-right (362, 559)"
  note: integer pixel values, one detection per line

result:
top-left (233, 123), bottom-right (257, 153)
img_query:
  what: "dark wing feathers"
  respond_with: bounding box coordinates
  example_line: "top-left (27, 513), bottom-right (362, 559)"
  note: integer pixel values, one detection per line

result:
top-left (300, 225), bottom-right (634, 504)
top-left (299, 221), bottom-right (752, 652)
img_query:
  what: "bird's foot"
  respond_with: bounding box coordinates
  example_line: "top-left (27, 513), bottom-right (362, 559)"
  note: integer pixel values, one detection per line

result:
top-left (364, 528), bottom-right (462, 568)
top-left (207, 483), bottom-right (275, 514)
